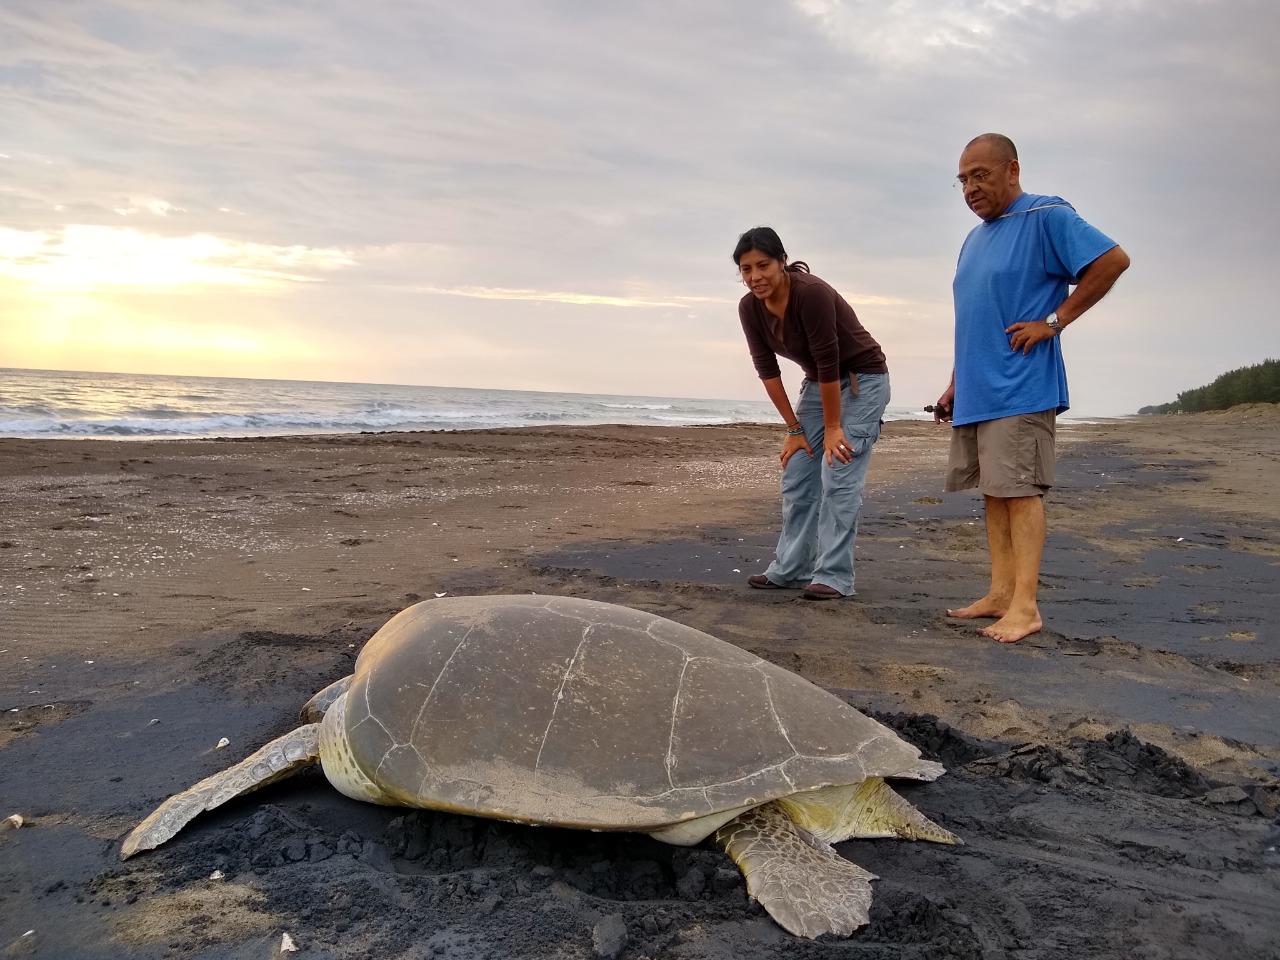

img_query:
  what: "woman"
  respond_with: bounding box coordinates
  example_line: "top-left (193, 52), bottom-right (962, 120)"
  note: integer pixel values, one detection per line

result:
top-left (735, 226), bottom-right (890, 600)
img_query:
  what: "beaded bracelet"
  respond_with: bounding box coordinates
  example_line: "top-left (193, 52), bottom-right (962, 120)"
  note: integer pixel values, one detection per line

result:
top-left (785, 424), bottom-right (805, 436)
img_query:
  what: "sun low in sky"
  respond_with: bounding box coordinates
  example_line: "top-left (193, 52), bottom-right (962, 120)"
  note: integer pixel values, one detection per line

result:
top-left (1, 221), bottom-right (352, 375)
top-left (2, 0), bottom-right (1276, 413)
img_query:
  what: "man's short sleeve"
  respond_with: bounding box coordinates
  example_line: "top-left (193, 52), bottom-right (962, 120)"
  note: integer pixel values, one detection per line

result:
top-left (1041, 205), bottom-right (1118, 283)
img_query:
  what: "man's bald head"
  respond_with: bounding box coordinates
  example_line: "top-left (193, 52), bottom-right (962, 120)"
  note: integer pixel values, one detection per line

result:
top-left (964, 133), bottom-right (1019, 164)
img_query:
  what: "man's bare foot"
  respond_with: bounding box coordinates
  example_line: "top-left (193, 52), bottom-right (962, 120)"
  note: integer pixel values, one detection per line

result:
top-left (980, 611), bottom-right (1042, 643)
top-left (946, 595), bottom-right (1008, 619)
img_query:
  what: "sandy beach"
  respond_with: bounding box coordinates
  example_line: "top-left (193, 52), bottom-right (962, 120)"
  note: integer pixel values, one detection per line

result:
top-left (2, 410), bottom-right (1278, 959)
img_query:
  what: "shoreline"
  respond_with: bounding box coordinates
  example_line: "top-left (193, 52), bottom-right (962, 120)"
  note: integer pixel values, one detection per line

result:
top-left (0, 410), bottom-right (1144, 444)
top-left (2, 413), bottom-right (1278, 958)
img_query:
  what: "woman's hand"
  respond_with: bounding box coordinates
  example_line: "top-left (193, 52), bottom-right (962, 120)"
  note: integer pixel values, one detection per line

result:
top-left (825, 427), bottom-right (854, 466)
top-left (780, 431), bottom-right (812, 469)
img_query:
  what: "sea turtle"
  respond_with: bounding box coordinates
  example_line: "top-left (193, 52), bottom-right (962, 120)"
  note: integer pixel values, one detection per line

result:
top-left (122, 595), bottom-right (959, 938)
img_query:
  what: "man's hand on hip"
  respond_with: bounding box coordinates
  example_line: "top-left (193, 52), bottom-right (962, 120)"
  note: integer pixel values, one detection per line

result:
top-left (1005, 319), bottom-right (1059, 355)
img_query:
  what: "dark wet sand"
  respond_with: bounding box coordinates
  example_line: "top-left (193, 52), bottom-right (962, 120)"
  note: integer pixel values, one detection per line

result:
top-left (2, 409), bottom-right (1278, 959)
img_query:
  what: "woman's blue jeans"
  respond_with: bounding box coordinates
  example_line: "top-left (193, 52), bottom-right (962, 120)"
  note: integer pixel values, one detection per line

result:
top-left (763, 373), bottom-right (889, 596)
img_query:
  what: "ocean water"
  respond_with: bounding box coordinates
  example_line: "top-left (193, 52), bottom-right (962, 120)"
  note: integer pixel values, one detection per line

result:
top-left (0, 368), bottom-right (925, 440)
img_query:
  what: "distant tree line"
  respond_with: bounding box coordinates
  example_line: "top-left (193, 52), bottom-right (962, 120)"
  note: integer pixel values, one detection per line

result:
top-left (1138, 358), bottom-right (1280, 414)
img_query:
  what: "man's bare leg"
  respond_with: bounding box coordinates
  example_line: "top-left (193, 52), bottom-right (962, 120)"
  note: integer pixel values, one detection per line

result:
top-left (947, 495), bottom-right (1014, 619)
top-left (981, 494), bottom-right (1045, 643)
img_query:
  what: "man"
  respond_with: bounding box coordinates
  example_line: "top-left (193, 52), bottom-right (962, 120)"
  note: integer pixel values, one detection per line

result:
top-left (935, 133), bottom-right (1130, 643)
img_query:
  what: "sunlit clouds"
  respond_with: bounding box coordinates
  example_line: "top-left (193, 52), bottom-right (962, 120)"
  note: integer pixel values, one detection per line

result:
top-left (413, 286), bottom-right (731, 309)
top-left (112, 197), bottom-right (183, 217)
top-left (0, 225), bottom-right (355, 290)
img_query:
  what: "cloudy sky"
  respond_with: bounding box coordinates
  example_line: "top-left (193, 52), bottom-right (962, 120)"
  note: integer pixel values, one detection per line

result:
top-left (2, 0), bottom-right (1277, 415)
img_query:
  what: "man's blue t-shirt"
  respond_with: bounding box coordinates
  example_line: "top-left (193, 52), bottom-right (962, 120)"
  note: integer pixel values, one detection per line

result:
top-left (951, 192), bottom-right (1117, 426)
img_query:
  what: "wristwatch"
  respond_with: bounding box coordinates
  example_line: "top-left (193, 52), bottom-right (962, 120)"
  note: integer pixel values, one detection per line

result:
top-left (1044, 311), bottom-right (1062, 335)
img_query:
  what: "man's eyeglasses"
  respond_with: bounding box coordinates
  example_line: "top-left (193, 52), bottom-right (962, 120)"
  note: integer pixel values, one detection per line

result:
top-left (954, 158), bottom-right (1013, 189)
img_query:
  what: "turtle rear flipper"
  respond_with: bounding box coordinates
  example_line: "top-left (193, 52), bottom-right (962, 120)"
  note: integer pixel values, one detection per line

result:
top-left (121, 723), bottom-right (321, 860)
top-left (715, 803), bottom-right (876, 939)
top-left (300, 675), bottom-right (353, 723)
top-left (775, 779), bottom-right (962, 845)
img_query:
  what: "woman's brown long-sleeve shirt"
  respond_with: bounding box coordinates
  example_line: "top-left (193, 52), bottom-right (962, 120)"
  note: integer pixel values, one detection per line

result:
top-left (739, 270), bottom-right (887, 383)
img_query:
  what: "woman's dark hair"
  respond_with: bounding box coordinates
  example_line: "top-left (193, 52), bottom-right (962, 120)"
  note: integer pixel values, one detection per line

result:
top-left (733, 226), bottom-right (809, 273)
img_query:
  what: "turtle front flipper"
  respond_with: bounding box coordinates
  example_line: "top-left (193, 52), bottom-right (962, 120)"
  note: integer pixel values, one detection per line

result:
top-left (715, 803), bottom-right (876, 939)
top-left (121, 723), bottom-right (321, 860)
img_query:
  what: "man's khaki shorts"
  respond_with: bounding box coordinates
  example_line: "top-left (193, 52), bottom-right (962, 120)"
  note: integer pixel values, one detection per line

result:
top-left (945, 410), bottom-right (1056, 497)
